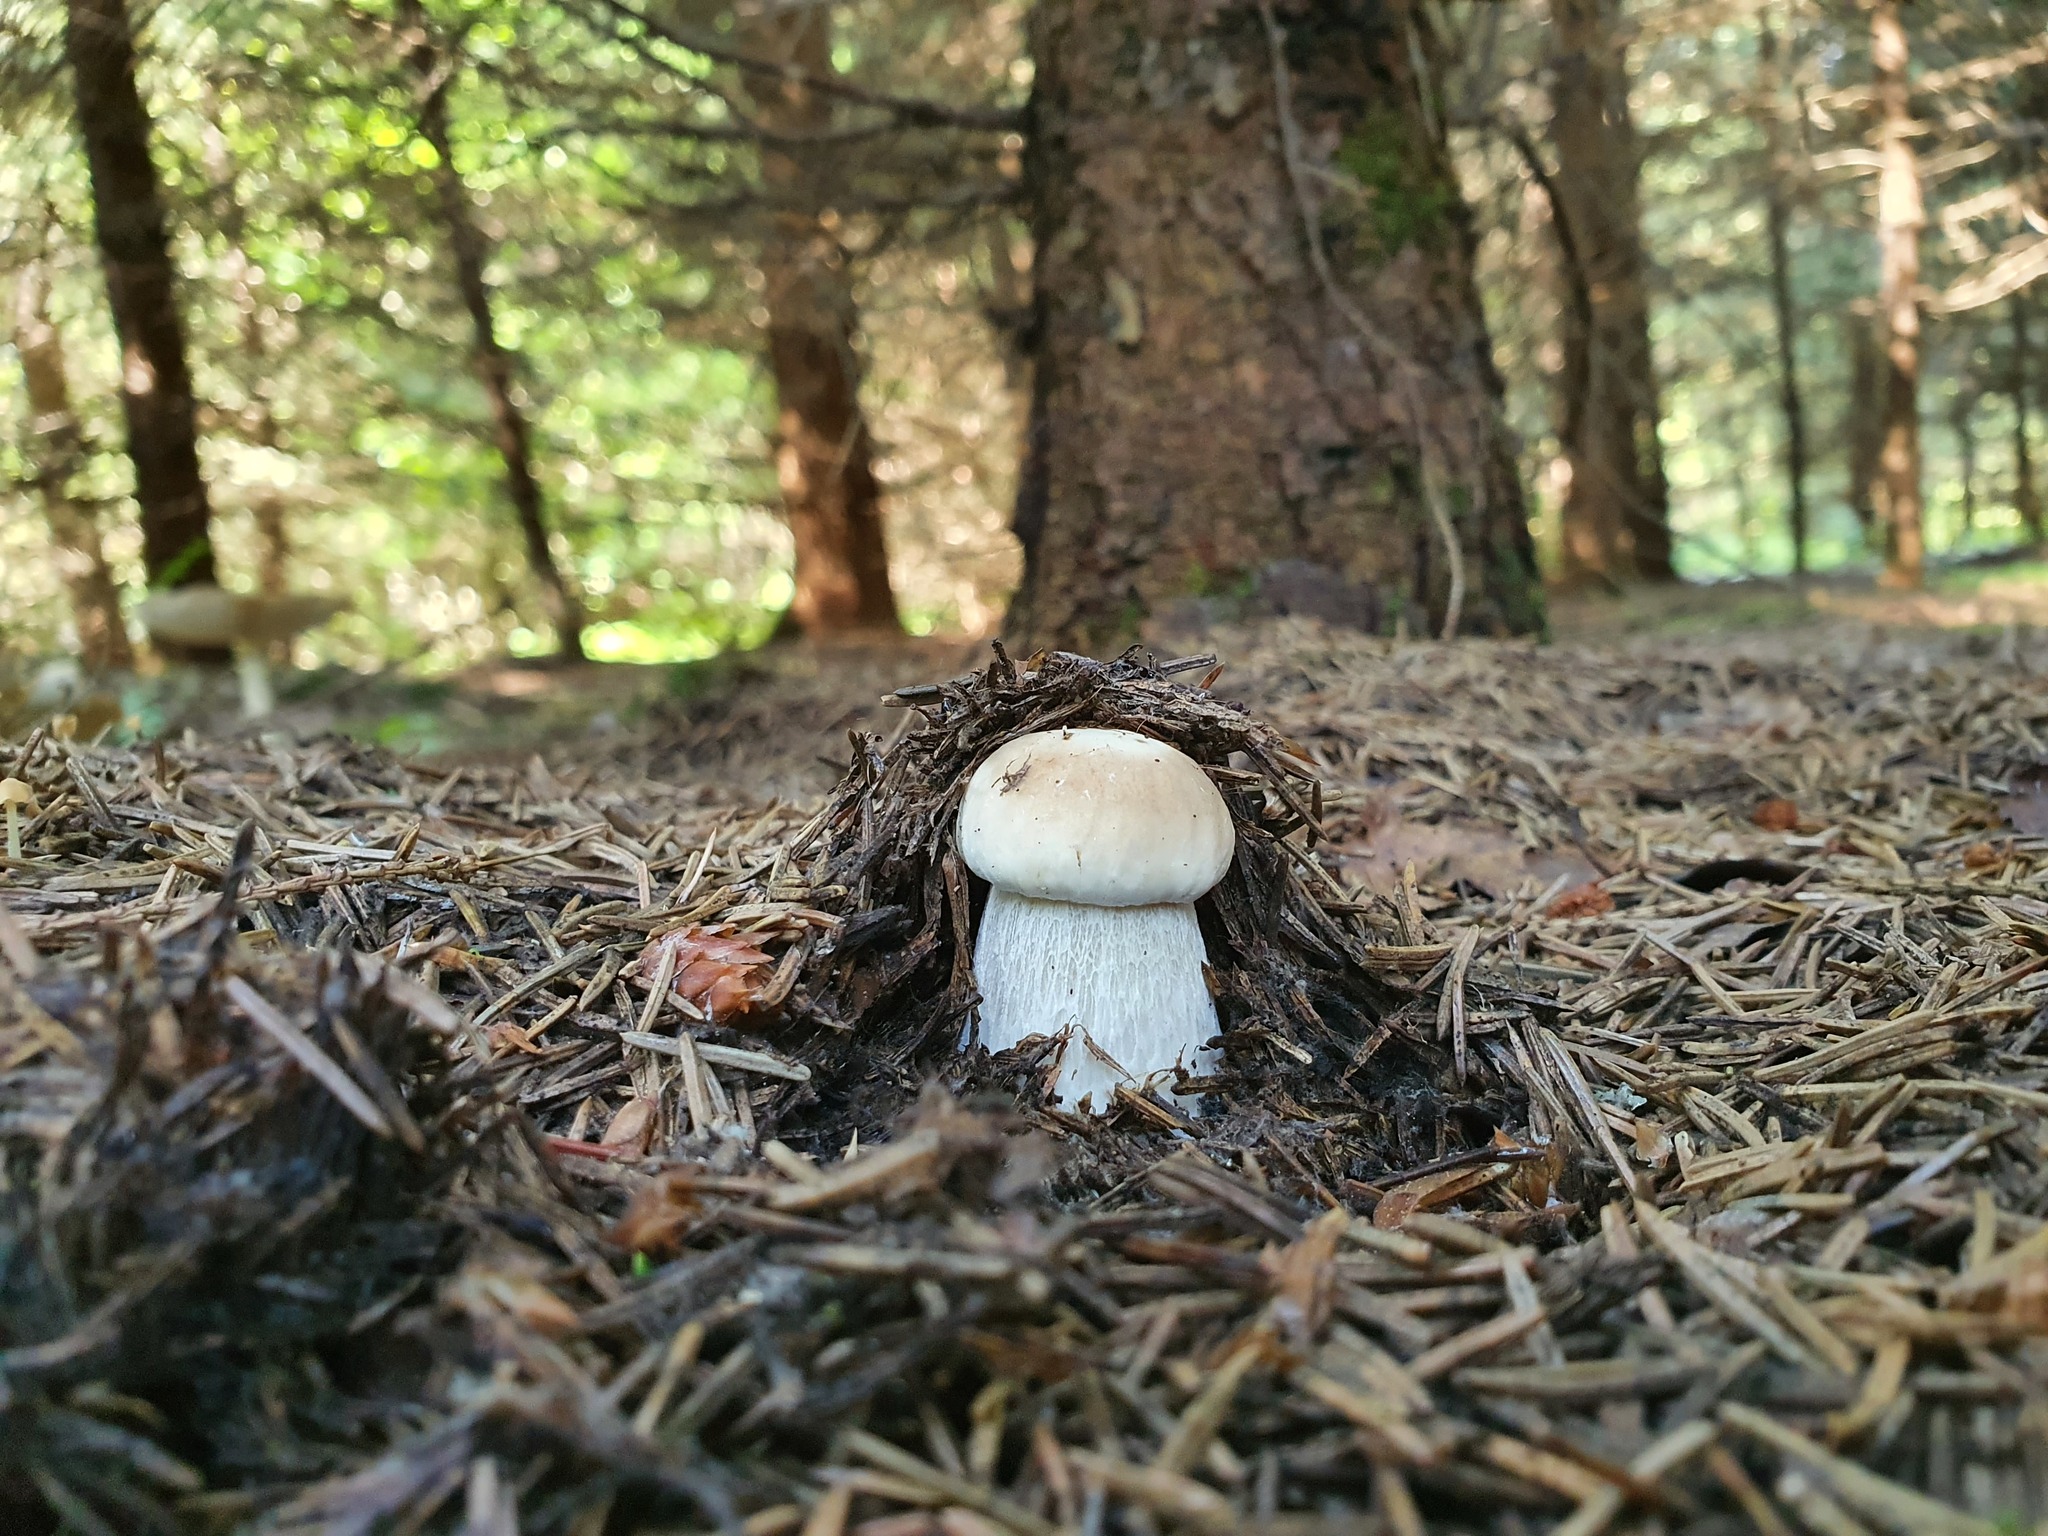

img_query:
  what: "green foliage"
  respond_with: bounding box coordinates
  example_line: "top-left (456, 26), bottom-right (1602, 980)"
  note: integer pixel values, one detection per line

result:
top-left (1, 0), bottom-right (1026, 670)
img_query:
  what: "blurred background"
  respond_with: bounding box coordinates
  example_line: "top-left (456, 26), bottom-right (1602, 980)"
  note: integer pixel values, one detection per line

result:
top-left (3, 0), bottom-right (2047, 745)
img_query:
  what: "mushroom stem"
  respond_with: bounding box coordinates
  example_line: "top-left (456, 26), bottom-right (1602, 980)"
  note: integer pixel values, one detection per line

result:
top-left (4, 805), bottom-right (18, 862)
top-left (972, 889), bottom-right (1219, 1112)
top-left (235, 650), bottom-right (275, 718)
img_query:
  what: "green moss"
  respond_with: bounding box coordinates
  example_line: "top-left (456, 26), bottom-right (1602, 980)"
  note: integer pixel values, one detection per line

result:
top-left (1335, 107), bottom-right (1453, 254)
top-left (1181, 561), bottom-right (1258, 602)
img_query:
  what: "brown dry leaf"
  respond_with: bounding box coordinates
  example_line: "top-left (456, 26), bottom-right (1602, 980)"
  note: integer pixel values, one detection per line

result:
top-left (449, 1270), bottom-right (580, 1338)
top-left (1337, 815), bottom-right (1597, 900)
top-left (485, 1020), bottom-right (545, 1057)
top-left (2000, 1260), bottom-right (2048, 1332)
top-left (1544, 882), bottom-right (1613, 919)
top-left (609, 1171), bottom-right (703, 1256)
top-left (634, 925), bottom-right (775, 1022)
top-left (1496, 1128), bottom-right (1565, 1204)
top-left (600, 1095), bottom-right (655, 1154)
top-left (1263, 1207), bottom-right (1348, 1348)
top-left (1750, 797), bottom-right (1801, 832)
top-left (1373, 1161), bottom-right (1509, 1229)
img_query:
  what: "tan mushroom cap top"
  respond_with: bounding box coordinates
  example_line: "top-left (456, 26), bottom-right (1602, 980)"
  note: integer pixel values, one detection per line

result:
top-left (0, 778), bottom-right (36, 809)
top-left (137, 586), bottom-right (347, 648)
top-left (957, 727), bottom-right (1234, 907)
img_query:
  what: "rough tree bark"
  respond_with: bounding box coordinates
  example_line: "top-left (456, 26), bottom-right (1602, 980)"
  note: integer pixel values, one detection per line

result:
top-left (1872, 0), bottom-right (1924, 588)
top-left (1545, 0), bottom-right (1673, 588)
top-left (1009, 0), bottom-right (1541, 651)
top-left (2015, 294), bottom-right (2043, 545)
top-left (63, 0), bottom-right (214, 593)
top-left (1759, 13), bottom-right (1810, 575)
top-left (406, 8), bottom-right (587, 659)
top-left (744, 11), bottom-right (900, 638)
top-left (12, 260), bottom-right (135, 671)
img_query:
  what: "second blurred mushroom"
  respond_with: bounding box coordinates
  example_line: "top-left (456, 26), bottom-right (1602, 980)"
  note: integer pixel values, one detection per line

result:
top-left (137, 586), bottom-right (346, 719)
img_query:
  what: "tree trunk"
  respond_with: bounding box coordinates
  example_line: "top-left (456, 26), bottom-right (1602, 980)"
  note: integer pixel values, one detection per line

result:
top-left (1545, 0), bottom-right (1674, 588)
top-left (745, 12), bottom-right (900, 638)
top-left (1009, 0), bottom-right (1541, 652)
top-left (1952, 385), bottom-right (1977, 534)
top-left (12, 259), bottom-right (135, 672)
top-left (406, 10), bottom-right (586, 660)
top-left (1872, 0), bottom-right (1924, 588)
top-left (1846, 311), bottom-right (1882, 534)
top-left (63, 0), bottom-right (214, 593)
top-left (2015, 293), bottom-right (2043, 546)
top-left (205, 121), bottom-right (292, 597)
top-left (1759, 12), bottom-right (1810, 576)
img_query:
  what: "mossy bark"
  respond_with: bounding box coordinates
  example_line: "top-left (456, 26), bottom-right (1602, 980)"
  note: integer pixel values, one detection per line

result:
top-left (1008, 0), bottom-right (1541, 652)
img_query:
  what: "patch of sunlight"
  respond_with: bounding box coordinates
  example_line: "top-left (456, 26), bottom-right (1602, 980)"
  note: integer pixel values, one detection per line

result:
top-left (583, 620), bottom-right (726, 665)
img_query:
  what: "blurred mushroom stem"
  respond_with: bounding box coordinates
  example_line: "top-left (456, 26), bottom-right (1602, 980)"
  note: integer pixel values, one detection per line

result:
top-left (235, 651), bottom-right (277, 718)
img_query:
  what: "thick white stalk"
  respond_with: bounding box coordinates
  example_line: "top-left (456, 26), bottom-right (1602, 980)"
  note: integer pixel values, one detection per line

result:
top-left (971, 888), bottom-right (1219, 1113)
top-left (236, 650), bottom-right (275, 718)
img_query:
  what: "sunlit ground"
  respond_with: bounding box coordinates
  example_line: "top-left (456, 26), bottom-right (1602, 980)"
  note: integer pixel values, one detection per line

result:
top-left (7, 554), bottom-right (2048, 765)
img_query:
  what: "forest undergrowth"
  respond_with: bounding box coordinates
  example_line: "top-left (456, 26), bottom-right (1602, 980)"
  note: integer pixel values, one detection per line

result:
top-left (4, 613), bottom-right (2048, 1534)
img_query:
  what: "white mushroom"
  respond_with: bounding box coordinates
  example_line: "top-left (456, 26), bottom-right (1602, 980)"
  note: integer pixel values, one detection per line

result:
top-left (1, 777), bottom-right (37, 863)
top-left (957, 727), bottom-right (1235, 1113)
top-left (137, 587), bottom-right (346, 718)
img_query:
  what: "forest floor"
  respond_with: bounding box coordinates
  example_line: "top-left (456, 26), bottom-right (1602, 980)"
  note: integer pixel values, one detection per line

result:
top-left (4, 579), bottom-right (2048, 1532)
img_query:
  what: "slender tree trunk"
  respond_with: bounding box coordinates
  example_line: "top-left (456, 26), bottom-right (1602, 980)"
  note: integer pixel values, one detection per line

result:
top-left (1952, 386), bottom-right (1977, 534)
top-left (1847, 310), bottom-right (1882, 534)
top-left (1759, 12), bottom-right (1810, 576)
top-left (2015, 293), bottom-right (2043, 546)
top-left (12, 259), bottom-right (135, 672)
top-left (1545, 0), bottom-right (1674, 588)
top-left (204, 122), bottom-right (291, 597)
top-left (743, 13), bottom-right (899, 638)
top-left (1872, 0), bottom-right (1924, 588)
top-left (1008, 0), bottom-right (1541, 651)
top-left (405, 10), bottom-right (586, 660)
top-left (63, 0), bottom-right (214, 593)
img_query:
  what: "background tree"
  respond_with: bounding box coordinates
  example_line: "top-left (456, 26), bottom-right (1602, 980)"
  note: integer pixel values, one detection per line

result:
top-left (1870, 0), bottom-right (1925, 588)
top-left (1009, 0), bottom-right (1542, 650)
top-left (11, 252), bottom-right (133, 670)
top-left (1758, 6), bottom-right (1811, 574)
top-left (1545, 0), bottom-right (1673, 588)
top-left (63, 0), bottom-right (215, 595)
top-left (403, 1), bottom-right (588, 659)
top-left (742, 8), bottom-right (899, 638)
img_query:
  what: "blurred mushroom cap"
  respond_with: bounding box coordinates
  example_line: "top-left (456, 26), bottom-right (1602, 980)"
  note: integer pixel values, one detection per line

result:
top-left (138, 587), bottom-right (347, 648)
top-left (0, 778), bottom-right (37, 811)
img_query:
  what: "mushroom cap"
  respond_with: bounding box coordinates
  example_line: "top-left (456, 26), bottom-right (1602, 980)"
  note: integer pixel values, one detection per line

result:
top-left (138, 586), bottom-right (346, 648)
top-left (0, 777), bottom-right (36, 811)
top-left (957, 728), bottom-right (1234, 906)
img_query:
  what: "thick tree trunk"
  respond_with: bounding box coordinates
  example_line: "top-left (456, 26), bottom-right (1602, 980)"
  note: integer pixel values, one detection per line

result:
top-left (1009, 0), bottom-right (1541, 651)
top-left (745, 13), bottom-right (900, 638)
top-left (407, 12), bottom-right (586, 660)
top-left (1759, 14), bottom-right (1810, 575)
top-left (63, 0), bottom-right (214, 593)
top-left (12, 260), bottom-right (135, 672)
top-left (2015, 294), bottom-right (2043, 546)
top-left (1546, 0), bottom-right (1673, 588)
top-left (1872, 0), bottom-right (1924, 588)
